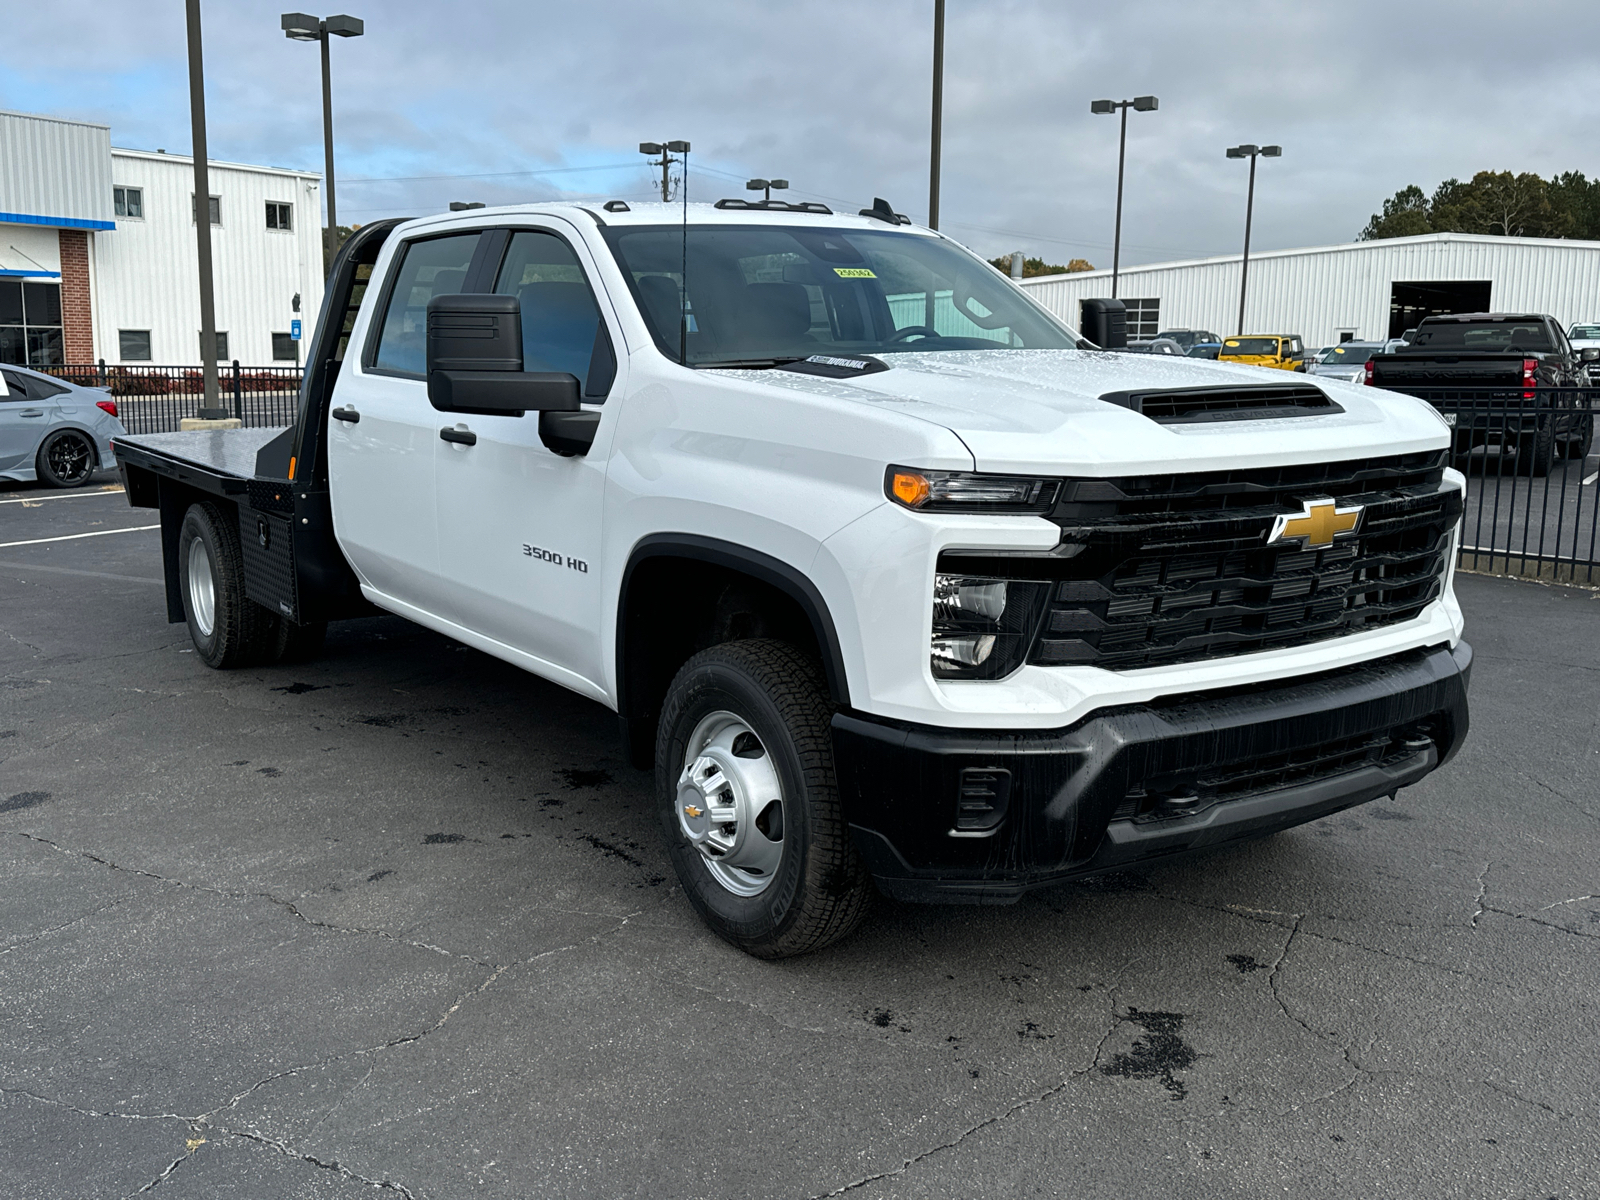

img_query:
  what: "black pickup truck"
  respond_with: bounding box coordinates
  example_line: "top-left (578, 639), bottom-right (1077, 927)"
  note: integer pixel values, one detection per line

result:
top-left (1366, 312), bottom-right (1596, 474)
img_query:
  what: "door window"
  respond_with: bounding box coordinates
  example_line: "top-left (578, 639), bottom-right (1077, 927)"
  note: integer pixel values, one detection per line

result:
top-left (492, 230), bottom-right (615, 399)
top-left (370, 233), bottom-right (481, 376)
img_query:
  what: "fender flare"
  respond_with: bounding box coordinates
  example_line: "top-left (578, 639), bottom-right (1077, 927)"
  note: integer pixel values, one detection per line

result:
top-left (617, 533), bottom-right (852, 713)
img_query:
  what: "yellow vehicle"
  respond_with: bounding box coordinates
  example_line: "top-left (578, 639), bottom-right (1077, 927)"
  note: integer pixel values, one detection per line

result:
top-left (1218, 334), bottom-right (1307, 371)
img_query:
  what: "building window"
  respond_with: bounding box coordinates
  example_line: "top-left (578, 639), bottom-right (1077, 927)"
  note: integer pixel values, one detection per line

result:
top-left (272, 332), bottom-right (297, 361)
top-left (198, 331), bottom-right (229, 361)
top-left (266, 201), bottom-right (293, 231)
top-left (120, 330), bottom-right (153, 361)
top-left (1123, 298), bottom-right (1160, 341)
top-left (114, 186), bottom-right (143, 219)
top-left (0, 279), bottom-right (64, 366)
top-left (191, 194), bottom-right (222, 226)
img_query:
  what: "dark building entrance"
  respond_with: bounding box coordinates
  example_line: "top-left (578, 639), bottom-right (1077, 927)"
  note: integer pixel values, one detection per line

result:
top-left (1389, 280), bottom-right (1491, 339)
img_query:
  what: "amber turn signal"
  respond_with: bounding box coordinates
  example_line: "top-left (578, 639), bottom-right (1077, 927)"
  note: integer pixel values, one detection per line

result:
top-left (891, 470), bottom-right (931, 507)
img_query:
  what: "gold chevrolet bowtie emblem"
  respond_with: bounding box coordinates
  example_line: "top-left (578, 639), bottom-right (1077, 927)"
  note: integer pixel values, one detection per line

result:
top-left (1267, 498), bottom-right (1364, 549)
top-left (683, 804), bottom-right (703, 819)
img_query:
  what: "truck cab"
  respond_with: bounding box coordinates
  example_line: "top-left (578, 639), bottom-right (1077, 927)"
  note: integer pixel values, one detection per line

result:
top-left (114, 201), bottom-right (1471, 957)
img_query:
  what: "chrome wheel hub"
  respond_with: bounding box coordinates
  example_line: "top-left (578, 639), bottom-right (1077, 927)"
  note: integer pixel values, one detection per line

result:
top-left (676, 710), bottom-right (784, 898)
top-left (187, 536), bottom-right (216, 637)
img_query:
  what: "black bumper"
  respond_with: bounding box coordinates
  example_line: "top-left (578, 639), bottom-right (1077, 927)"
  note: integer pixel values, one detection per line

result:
top-left (833, 642), bottom-right (1471, 904)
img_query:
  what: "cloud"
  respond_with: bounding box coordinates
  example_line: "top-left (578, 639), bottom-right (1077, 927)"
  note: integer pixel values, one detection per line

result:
top-left (5, 0), bottom-right (1599, 263)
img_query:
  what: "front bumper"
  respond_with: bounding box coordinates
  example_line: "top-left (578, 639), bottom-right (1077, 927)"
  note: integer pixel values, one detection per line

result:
top-left (833, 641), bottom-right (1471, 904)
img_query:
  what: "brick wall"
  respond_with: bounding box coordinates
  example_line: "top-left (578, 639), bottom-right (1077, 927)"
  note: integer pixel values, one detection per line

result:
top-left (58, 230), bottom-right (94, 364)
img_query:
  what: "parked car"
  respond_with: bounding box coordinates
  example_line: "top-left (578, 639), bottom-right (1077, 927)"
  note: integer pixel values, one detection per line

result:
top-left (112, 205), bottom-right (1471, 957)
top-left (1217, 334), bottom-right (1308, 371)
top-left (1567, 323), bottom-right (1600, 351)
top-left (1309, 341), bottom-right (1384, 384)
top-left (1186, 342), bottom-right (1222, 360)
top-left (1121, 338), bottom-right (1185, 356)
top-left (1367, 312), bottom-right (1594, 474)
top-left (1153, 329), bottom-right (1222, 351)
top-left (0, 364), bottom-right (124, 487)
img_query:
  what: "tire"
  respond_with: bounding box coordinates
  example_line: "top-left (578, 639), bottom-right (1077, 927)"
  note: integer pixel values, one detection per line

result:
top-left (656, 639), bottom-right (873, 959)
top-left (1561, 414), bottom-right (1593, 461)
top-left (35, 429), bottom-right (96, 488)
top-left (177, 502), bottom-right (277, 669)
top-left (271, 618), bottom-right (327, 664)
top-left (1517, 419), bottom-right (1556, 476)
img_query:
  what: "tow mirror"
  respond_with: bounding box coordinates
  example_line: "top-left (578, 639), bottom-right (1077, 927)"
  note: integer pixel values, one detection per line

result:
top-left (1080, 298), bottom-right (1127, 349)
top-left (426, 294), bottom-right (581, 416)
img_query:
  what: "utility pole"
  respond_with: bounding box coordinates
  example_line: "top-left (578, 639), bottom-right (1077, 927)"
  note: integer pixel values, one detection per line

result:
top-left (185, 0), bottom-right (224, 421)
top-left (928, 0), bottom-right (944, 230)
top-left (1226, 143), bottom-right (1282, 335)
top-left (640, 142), bottom-right (680, 202)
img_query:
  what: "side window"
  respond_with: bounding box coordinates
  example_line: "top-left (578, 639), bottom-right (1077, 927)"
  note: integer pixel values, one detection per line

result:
top-left (1, 369), bottom-right (26, 399)
top-left (492, 230), bottom-right (615, 400)
top-left (371, 233), bottom-right (481, 377)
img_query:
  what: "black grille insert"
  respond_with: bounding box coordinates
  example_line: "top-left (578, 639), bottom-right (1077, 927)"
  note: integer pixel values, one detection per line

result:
top-left (939, 451), bottom-right (1457, 672)
top-left (1099, 384), bottom-right (1341, 424)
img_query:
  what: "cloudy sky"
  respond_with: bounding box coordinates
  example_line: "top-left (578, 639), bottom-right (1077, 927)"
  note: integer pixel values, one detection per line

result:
top-left (5, 0), bottom-right (1598, 267)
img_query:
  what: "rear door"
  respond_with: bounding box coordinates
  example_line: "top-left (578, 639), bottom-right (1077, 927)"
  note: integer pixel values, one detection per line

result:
top-left (0, 368), bottom-right (55, 472)
top-left (327, 229), bottom-right (484, 620)
top-left (431, 221), bottom-right (623, 696)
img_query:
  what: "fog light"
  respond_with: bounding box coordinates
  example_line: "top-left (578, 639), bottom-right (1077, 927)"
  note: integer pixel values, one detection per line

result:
top-left (932, 633), bottom-right (997, 669)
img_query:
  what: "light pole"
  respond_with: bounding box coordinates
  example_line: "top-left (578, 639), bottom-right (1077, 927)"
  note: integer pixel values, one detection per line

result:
top-left (185, 0), bottom-right (225, 420)
top-left (1090, 95), bottom-right (1158, 300)
top-left (928, 0), bottom-right (944, 230)
top-left (282, 13), bottom-right (364, 271)
top-left (746, 178), bottom-right (788, 203)
top-left (1226, 142), bottom-right (1282, 335)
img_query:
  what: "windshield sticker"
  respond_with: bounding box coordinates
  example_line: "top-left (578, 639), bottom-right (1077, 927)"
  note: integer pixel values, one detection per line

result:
top-left (833, 267), bottom-right (877, 279)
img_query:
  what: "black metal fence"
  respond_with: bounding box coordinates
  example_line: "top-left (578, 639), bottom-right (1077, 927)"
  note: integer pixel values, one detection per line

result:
top-left (1406, 387), bottom-right (1600, 585)
top-left (43, 361), bottom-right (304, 435)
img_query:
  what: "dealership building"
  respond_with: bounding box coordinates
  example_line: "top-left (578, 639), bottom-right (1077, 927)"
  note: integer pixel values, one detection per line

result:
top-left (1, 109), bottom-right (324, 368)
top-left (1019, 232), bottom-right (1600, 347)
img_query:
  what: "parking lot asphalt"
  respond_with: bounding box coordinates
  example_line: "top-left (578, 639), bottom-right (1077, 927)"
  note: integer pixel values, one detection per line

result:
top-left (2, 471), bottom-right (1598, 1200)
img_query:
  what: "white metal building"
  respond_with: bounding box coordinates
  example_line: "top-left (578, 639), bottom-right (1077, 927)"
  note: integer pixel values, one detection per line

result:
top-left (0, 109), bottom-right (324, 368)
top-left (1018, 232), bottom-right (1600, 348)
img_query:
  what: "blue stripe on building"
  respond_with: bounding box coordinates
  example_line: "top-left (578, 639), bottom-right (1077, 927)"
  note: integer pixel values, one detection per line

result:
top-left (0, 211), bottom-right (116, 231)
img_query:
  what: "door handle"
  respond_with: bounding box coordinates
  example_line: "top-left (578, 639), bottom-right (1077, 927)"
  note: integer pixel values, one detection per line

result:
top-left (19, 409), bottom-right (44, 417)
top-left (331, 406), bottom-right (360, 423)
top-left (439, 427), bottom-right (477, 446)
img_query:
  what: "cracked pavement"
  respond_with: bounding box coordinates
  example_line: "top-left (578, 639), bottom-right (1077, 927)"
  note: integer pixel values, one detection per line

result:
top-left (2, 476), bottom-right (1598, 1198)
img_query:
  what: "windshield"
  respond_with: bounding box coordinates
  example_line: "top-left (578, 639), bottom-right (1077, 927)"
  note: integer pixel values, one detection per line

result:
top-left (601, 224), bottom-right (1080, 366)
top-left (1319, 343), bottom-right (1380, 364)
top-left (1155, 330), bottom-right (1206, 349)
top-left (1409, 321), bottom-right (1552, 351)
top-left (1221, 337), bottom-right (1281, 356)
top-left (1185, 344), bottom-right (1219, 358)
top-left (1570, 324), bottom-right (1600, 340)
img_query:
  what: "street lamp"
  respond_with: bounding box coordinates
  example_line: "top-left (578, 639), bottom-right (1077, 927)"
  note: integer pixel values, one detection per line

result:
top-left (282, 12), bottom-right (364, 271)
top-left (1225, 142), bottom-right (1282, 335)
top-left (639, 141), bottom-right (690, 202)
top-left (1090, 95), bottom-right (1158, 300)
top-left (746, 178), bottom-right (788, 202)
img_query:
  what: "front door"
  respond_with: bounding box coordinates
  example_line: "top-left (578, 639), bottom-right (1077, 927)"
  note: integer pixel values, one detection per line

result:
top-left (433, 224), bottom-right (622, 698)
top-left (328, 230), bottom-right (482, 621)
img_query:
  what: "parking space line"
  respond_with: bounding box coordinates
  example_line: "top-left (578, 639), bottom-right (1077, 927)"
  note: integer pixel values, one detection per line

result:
top-left (0, 525), bottom-right (159, 549)
top-left (0, 558), bottom-right (163, 584)
top-left (0, 487), bottom-right (126, 505)
top-left (1583, 471), bottom-right (1598, 485)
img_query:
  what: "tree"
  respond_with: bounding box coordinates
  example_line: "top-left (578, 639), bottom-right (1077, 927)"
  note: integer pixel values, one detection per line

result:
top-left (1360, 169), bottom-right (1600, 241)
top-left (987, 255), bottom-right (1094, 277)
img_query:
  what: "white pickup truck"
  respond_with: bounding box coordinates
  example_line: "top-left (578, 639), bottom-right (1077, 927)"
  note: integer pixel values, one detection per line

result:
top-left (114, 198), bottom-right (1471, 957)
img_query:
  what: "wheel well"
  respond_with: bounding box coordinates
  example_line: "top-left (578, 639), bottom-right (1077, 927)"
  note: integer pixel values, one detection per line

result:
top-left (618, 545), bottom-right (846, 768)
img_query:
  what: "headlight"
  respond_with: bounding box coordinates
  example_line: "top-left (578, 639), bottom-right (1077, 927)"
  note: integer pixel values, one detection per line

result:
top-left (930, 574), bottom-right (1048, 679)
top-left (887, 466), bottom-right (1059, 513)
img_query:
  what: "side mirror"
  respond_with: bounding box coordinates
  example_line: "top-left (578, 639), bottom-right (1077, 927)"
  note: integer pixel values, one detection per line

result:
top-left (1080, 298), bottom-right (1127, 349)
top-left (426, 293), bottom-right (581, 416)
top-left (1581, 347), bottom-right (1600, 362)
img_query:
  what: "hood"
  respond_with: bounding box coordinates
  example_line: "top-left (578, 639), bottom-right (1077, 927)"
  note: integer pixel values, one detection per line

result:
top-left (736, 349), bottom-right (1449, 475)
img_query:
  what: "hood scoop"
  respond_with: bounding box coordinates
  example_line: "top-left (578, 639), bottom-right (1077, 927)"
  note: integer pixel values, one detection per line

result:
top-left (1098, 383), bottom-right (1342, 424)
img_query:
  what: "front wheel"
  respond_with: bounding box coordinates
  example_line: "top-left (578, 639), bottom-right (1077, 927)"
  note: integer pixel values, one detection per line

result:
top-left (656, 640), bottom-right (873, 958)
